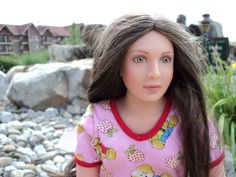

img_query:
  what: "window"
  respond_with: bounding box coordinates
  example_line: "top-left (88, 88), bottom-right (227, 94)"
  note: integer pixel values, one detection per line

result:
top-left (32, 35), bottom-right (39, 41)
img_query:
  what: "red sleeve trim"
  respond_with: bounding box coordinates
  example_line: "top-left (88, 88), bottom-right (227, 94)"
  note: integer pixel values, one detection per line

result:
top-left (74, 156), bottom-right (101, 168)
top-left (209, 151), bottom-right (225, 169)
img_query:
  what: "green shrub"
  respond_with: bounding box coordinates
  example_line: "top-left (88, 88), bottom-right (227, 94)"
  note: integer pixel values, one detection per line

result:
top-left (17, 50), bottom-right (49, 65)
top-left (0, 56), bottom-right (19, 73)
top-left (0, 50), bottom-right (49, 73)
top-left (203, 56), bottom-right (236, 165)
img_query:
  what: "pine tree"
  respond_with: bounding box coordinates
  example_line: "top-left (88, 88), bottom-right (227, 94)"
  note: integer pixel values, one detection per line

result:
top-left (63, 23), bottom-right (80, 45)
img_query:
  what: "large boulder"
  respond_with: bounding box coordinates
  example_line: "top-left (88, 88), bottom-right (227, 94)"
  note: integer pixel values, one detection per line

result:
top-left (49, 44), bottom-right (90, 62)
top-left (6, 59), bottom-right (93, 110)
top-left (0, 71), bottom-right (9, 99)
top-left (5, 65), bottom-right (30, 82)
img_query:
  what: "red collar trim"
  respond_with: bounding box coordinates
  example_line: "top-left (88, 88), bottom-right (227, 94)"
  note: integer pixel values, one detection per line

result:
top-left (110, 99), bottom-right (172, 141)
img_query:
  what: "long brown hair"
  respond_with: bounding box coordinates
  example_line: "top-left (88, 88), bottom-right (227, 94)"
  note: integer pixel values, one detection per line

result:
top-left (59, 13), bottom-right (210, 177)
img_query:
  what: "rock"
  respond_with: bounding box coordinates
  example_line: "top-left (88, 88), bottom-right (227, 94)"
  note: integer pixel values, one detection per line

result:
top-left (5, 65), bottom-right (29, 82)
top-left (6, 59), bottom-right (93, 110)
top-left (0, 100), bottom-right (80, 176)
top-left (0, 71), bottom-right (8, 99)
top-left (49, 44), bottom-right (89, 62)
top-left (3, 144), bottom-right (16, 152)
top-left (10, 169), bottom-right (24, 177)
top-left (0, 111), bottom-right (15, 123)
top-left (0, 157), bottom-right (13, 167)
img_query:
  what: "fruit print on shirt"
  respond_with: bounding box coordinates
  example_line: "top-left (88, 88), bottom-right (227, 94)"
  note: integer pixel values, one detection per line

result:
top-left (124, 145), bottom-right (145, 163)
top-left (101, 101), bottom-right (111, 110)
top-left (210, 133), bottom-right (220, 150)
top-left (165, 151), bottom-right (184, 169)
top-left (97, 120), bottom-right (118, 137)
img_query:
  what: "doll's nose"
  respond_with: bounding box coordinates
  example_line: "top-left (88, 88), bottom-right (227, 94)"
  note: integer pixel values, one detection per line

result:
top-left (148, 61), bottom-right (161, 79)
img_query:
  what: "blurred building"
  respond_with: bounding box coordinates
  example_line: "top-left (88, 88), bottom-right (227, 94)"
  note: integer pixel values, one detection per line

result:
top-left (0, 23), bottom-right (79, 55)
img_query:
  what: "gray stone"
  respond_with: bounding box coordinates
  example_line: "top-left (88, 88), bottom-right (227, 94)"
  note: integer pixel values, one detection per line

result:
top-left (10, 169), bottom-right (23, 177)
top-left (0, 134), bottom-right (13, 145)
top-left (22, 169), bottom-right (36, 177)
top-left (44, 107), bottom-right (59, 118)
top-left (0, 157), bottom-right (13, 167)
top-left (0, 111), bottom-right (14, 123)
top-left (0, 71), bottom-right (9, 99)
top-left (4, 166), bottom-right (17, 177)
top-left (7, 121), bottom-right (23, 130)
top-left (33, 145), bottom-right (47, 156)
top-left (0, 123), bottom-right (7, 134)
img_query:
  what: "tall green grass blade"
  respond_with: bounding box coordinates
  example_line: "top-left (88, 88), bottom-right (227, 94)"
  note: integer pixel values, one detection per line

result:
top-left (224, 118), bottom-right (231, 145)
top-left (218, 114), bottom-right (225, 135)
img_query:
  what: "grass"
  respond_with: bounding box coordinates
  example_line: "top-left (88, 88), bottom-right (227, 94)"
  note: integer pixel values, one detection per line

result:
top-left (16, 50), bottom-right (50, 65)
top-left (0, 50), bottom-right (50, 73)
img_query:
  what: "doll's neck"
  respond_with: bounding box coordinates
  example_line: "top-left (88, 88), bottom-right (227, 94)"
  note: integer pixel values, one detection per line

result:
top-left (116, 96), bottom-right (167, 120)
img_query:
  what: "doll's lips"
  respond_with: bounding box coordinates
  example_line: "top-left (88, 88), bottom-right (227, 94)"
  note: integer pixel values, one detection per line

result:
top-left (143, 85), bottom-right (161, 91)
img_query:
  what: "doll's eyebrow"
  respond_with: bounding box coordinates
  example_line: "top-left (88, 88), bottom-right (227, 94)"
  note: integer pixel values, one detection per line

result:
top-left (127, 50), bottom-right (174, 55)
top-left (161, 51), bottom-right (174, 55)
top-left (126, 50), bottom-right (148, 54)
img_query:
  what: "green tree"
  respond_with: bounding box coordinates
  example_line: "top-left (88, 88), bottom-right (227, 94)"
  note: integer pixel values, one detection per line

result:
top-left (63, 23), bottom-right (80, 45)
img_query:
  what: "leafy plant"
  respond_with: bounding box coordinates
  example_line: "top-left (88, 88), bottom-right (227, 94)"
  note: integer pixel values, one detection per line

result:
top-left (0, 56), bottom-right (18, 73)
top-left (203, 56), bottom-right (236, 165)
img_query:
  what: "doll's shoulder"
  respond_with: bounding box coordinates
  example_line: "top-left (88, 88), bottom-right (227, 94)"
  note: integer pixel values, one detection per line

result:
top-left (79, 100), bottom-right (112, 126)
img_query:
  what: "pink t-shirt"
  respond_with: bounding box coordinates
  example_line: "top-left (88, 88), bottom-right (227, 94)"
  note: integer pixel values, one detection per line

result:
top-left (74, 99), bottom-right (224, 177)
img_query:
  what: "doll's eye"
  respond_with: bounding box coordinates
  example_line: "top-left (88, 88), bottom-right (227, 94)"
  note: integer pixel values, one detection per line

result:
top-left (133, 56), bottom-right (145, 63)
top-left (161, 56), bottom-right (172, 63)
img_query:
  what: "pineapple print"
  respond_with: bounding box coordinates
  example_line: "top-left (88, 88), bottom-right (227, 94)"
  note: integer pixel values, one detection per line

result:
top-left (77, 124), bottom-right (84, 133)
top-left (165, 152), bottom-right (183, 169)
top-left (124, 145), bottom-right (145, 163)
top-left (97, 120), bottom-right (118, 137)
top-left (210, 133), bottom-right (220, 149)
top-left (101, 101), bottom-right (111, 110)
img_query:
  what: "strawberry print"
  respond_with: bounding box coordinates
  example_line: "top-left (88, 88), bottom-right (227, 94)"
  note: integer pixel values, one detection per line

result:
top-left (210, 133), bottom-right (220, 149)
top-left (101, 101), bottom-right (111, 110)
top-left (97, 120), bottom-right (118, 137)
top-left (124, 145), bottom-right (145, 163)
top-left (165, 152), bottom-right (183, 169)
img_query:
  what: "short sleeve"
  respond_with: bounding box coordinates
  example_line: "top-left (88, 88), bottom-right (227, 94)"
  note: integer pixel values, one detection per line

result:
top-left (74, 104), bottom-right (102, 167)
top-left (208, 121), bottom-right (225, 169)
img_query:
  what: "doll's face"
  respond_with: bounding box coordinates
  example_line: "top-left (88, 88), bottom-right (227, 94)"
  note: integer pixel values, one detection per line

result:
top-left (120, 30), bottom-right (174, 103)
